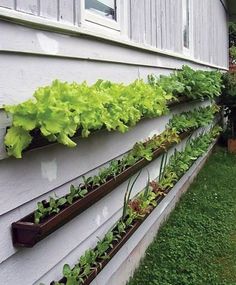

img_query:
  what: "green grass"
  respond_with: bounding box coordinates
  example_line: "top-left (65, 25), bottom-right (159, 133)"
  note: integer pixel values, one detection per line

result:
top-left (127, 148), bottom-right (236, 285)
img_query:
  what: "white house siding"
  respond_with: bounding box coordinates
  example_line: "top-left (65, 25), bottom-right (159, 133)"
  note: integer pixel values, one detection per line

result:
top-left (0, 1), bottom-right (228, 284)
top-left (129, 0), bottom-right (228, 67)
top-left (129, 0), bottom-right (183, 52)
top-left (0, 0), bottom-right (228, 67)
top-left (193, 0), bottom-right (228, 67)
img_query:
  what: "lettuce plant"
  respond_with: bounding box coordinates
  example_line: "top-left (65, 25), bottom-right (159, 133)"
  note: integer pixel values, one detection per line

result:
top-left (168, 104), bottom-right (220, 132)
top-left (148, 65), bottom-right (222, 100)
top-left (4, 79), bottom-right (171, 158)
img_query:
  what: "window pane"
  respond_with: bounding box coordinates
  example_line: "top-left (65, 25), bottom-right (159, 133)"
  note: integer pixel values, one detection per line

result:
top-left (85, 0), bottom-right (116, 20)
top-left (183, 0), bottom-right (190, 49)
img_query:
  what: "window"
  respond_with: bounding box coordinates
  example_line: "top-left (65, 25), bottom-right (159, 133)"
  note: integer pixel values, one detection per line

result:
top-left (85, 0), bottom-right (117, 20)
top-left (183, 0), bottom-right (190, 49)
top-left (182, 0), bottom-right (193, 55)
top-left (84, 0), bottom-right (120, 31)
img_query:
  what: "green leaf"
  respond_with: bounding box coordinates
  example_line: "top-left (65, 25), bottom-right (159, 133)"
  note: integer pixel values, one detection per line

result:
top-left (57, 133), bottom-right (77, 148)
top-left (5, 99), bottom-right (37, 131)
top-left (34, 211), bottom-right (42, 224)
top-left (66, 277), bottom-right (77, 285)
top-left (57, 197), bottom-right (67, 206)
top-left (4, 126), bottom-right (32, 158)
top-left (79, 189), bottom-right (88, 197)
top-left (63, 264), bottom-right (71, 277)
top-left (67, 195), bottom-right (73, 205)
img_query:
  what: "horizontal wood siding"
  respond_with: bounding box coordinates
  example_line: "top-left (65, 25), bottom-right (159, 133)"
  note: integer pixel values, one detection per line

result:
top-left (16, 0), bottom-right (38, 15)
top-left (0, 0), bottom-right (14, 9)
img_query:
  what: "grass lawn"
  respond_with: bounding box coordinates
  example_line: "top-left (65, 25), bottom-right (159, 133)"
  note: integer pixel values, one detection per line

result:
top-left (127, 148), bottom-right (236, 285)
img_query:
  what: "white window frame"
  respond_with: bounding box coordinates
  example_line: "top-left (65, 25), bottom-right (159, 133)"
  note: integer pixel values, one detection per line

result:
top-left (182, 0), bottom-right (193, 57)
top-left (82, 0), bottom-right (121, 32)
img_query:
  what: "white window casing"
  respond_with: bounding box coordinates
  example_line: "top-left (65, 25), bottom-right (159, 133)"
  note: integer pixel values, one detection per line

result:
top-left (182, 0), bottom-right (194, 57)
top-left (81, 0), bottom-right (123, 35)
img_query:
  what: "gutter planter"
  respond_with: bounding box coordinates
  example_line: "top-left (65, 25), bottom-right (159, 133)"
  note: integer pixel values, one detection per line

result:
top-left (52, 195), bottom-right (165, 285)
top-left (12, 130), bottom-right (193, 248)
top-left (51, 139), bottom-right (216, 285)
top-left (20, 96), bottom-right (198, 153)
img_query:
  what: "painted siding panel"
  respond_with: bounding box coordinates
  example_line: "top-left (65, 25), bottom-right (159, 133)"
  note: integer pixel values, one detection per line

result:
top-left (0, 0), bottom-right (228, 67)
top-left (165, 0), bottom-right (171, 51)
top-left (164, 0), bottom-right (227, 66)
top-left (39, 0), bottom-right (58, 21)
top-left (144, 0), bottom-right (151, 45)
top-left (130, 0), bottom-right (145, 44)
top-left (139, 0), bottom-right (145, 44)
top-left (16, 0), bottom-right (39, 15)
top-left (155, 0), bottom-right (162, 49)
top-left (58, 0), bottom-right (74, 24)
top-left (160, 0), bottom-right (167, 50)
top-left (0, 0), bottom-right (14, 9)
top-left (176, 0), bottom-right (183, 53)
top-left (150, 0), bottom-right (157, 47)
top-left (192, 0), bottom-right (228, 67)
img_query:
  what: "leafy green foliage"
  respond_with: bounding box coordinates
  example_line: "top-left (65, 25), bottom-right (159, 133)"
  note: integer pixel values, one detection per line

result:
top-left (4, 126), bottom-right (33, 159)
top-left (122, 171), bottom-right (142, 222)
top-left (230, 46), bottom-right (236, 62)
top-left (222, 72), bottom-right (236, 100)
top-left (149, 65), bottom-right (222, 100)
top-left (175, 66), bottom-right (222, 100)
top-left (34, 196), bottom-right (67, 224)
top-left (229, 22), bottom-right (236, 64)
top-left (159, 126), bottom-right (222, 190)
top-left (168, 104), bottom-right (220, 133)
top-left (4, 79), bottom-right (170, 158)
top-left (148, 72), bottom-right (185, 97)
top-left (34, 187), bottom-right (86, 224)
top-left (229, 22), bottom-right (236, 47)
top-left (220, 73), bottom-right (236, 139)
top-left (33, 128), bottom-right (179, 224)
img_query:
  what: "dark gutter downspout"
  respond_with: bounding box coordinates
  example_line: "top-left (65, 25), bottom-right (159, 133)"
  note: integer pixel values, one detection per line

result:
top-left (220, 0), bottom-right (228, 14)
